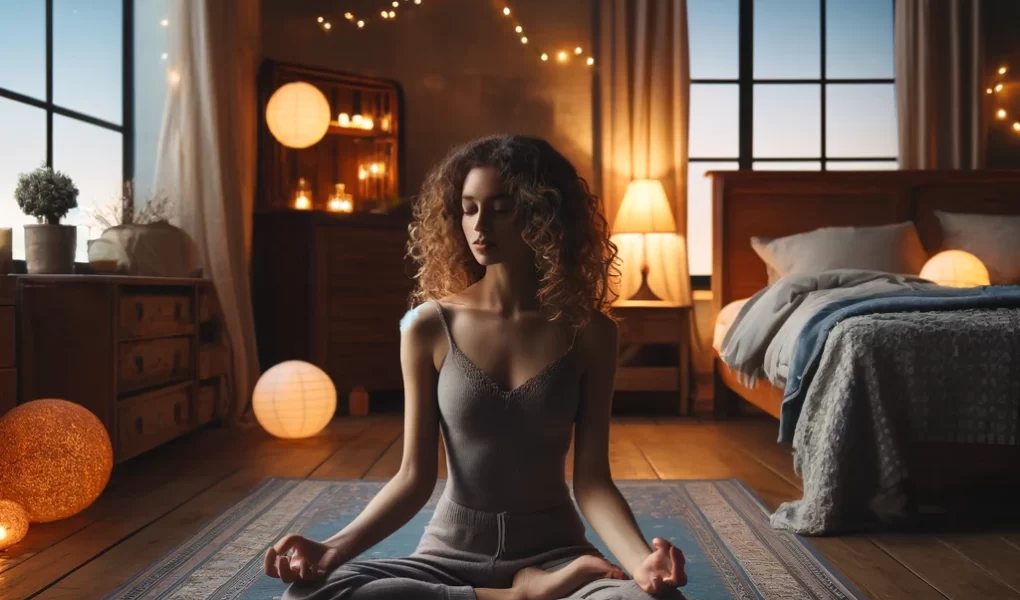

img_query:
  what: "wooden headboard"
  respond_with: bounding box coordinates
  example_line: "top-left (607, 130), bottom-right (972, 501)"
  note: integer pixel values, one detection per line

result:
top-left (709, 170), bottom-right (1020, 319)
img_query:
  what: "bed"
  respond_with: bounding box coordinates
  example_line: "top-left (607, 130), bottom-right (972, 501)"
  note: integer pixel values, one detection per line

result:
top-left (708, 169), bottom-right (1020, 534)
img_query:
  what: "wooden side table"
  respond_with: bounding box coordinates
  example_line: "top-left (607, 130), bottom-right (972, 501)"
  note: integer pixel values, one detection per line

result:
top-left (612, 301), bottom-right (691, 415)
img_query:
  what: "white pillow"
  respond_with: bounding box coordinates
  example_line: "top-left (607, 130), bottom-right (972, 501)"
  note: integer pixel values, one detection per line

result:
top-left (935, 211), bottom-right (1020, 285)
top-left (751, 221), bottom-right (929, 282)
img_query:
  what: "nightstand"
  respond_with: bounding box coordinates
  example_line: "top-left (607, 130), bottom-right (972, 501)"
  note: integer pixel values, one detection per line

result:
top-left (612, 301), bottom-right (691, 415)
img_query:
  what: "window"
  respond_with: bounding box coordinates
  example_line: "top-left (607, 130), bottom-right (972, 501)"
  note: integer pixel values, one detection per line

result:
top-left (0, 0), bottom-right (170, 263)
top-left (687, 0), bottom-right (897, 276)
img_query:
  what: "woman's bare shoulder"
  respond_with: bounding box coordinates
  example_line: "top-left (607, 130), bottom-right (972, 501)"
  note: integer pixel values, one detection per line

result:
top-left (578, 310), bottom-right (618, 344)
top-left (399, 301), bottom-right (445, 344)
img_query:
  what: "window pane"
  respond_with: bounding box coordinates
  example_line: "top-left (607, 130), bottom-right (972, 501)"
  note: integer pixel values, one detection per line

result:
top-left (687, 161), bottom-right (738, 276)
top-left (753, 161), bottom-right (822, 170)
top-left (826, 84), bottom-right (897, 157)
top-left (689, 0), bottom-right (738, 79)
top-left (690, 84), bottom-right (738, 158)
top-left (54, 0), bottom-right (122, 124)
top-left (826, 161), bottom-right (898, 170)
top-left (0, 99), bottom-right (48, 261)
top-left (754, 84), bottom-right (820, 158)
top-left (827, 0), bottom-right (894, 78)
top-left (53, 116), bottom-right (123, 262)
top-left (0, 1), bottom-right (46, 100)
top-left (134, 0), bottom-right (171, 204)
top-left (754, 0), bottom-right (820, 79)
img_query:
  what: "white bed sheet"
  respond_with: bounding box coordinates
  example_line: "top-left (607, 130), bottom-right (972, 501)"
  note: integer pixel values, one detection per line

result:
top-left (712, 298), bottom-right (749, 354)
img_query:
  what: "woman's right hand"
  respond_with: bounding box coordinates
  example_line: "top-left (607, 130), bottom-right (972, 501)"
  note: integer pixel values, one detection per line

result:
top-left (264, 534), bottom-right (344, 583)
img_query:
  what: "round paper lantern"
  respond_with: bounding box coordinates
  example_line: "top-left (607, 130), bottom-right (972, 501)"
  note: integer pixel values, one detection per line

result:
top-left (0, 500), bottom-right (29, 551)
top-left (265, 81), bottom-right (332, 149)
top-left (0, 399), bottom-right (113, 523)
top-left (253, 361), bottom-right (337, 439)
top-left (920, 250), bottom-right (991, 288)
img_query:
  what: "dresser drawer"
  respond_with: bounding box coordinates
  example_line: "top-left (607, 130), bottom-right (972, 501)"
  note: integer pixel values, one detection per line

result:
top-left (197, 383), bottom-right (219, 426)
top-left (117, 386), bottom-right (192, 460)
top-left (119, 337), bottom-right (192, 392)
top-left (120, 293), bottom-right (193, 339)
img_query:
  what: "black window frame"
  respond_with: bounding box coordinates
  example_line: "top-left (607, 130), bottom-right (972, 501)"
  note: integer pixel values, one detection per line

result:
top-left (688, 0), bottom-right (897, 289)
top-left (0, 0), bottom-right (135, 220)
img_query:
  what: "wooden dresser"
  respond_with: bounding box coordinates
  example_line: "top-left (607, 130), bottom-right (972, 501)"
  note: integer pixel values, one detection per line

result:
top-left (613, 301), bottom-right (692, 415)
top-left (252, 210), bottom-right (414, 410)
top-left (14, 275), bottom-right (230, 462)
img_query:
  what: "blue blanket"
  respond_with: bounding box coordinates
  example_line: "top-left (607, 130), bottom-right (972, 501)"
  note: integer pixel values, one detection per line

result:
top-left (779, 285), bottom-right (1020, 442)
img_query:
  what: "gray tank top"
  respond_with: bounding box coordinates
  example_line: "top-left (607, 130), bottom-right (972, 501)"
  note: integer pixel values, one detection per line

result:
top-left (432, 300), bottom-right (581, 514)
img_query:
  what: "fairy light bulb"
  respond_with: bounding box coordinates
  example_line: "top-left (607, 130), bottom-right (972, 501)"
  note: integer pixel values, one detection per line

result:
top-left (317, 16), bottom-right (323, 23)
top-left (381, 10), bottom-right (388, 18)
top-left (586, 57), bottom-right (594, 66)
top-left (521, 36), bottom-right (528, 44)
top-left (987, 88), bottom-right (994, 94)
top-left (999, 66), bottom-right (1008, 75)
top-left (997, 109), bottom-right (1007, 119)
top-left (995, 83), bottom-right (1004, 92)
top-left (389, 10), bottom-right (395, 17)
top-left (357, 20), bottom-right (365, 27)
top-left (345, 12), bottom-right (354, 20)
top-left (541, 53), bottom-right (548, 61)
top-left (515, 25), bottom-right (523, 33)
top-left (392, 1), bottom-right (399, 6)
top-left (503, 7), bottom-right (511, 16)
top-left (557, 51), bottom-right (568, 62)
top-left (1013, 122), bottom-right (1020, 132)
top-left (415, 0), bottom-right (422, 4)
top-left (323, 22), bottom-right (331, 30)
top-left (575, 47), bottom-right (583, 55)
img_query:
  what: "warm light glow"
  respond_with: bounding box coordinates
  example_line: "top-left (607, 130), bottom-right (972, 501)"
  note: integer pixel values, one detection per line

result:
top-left (987, 88), bottom-right (994, 94)
top-left (160, 18), bottom-right (168, 27)
top-left (381, 115), bottom-right (392, 132)
top-left (252, 361), bottom-right (337, 439)
top-left (265, 81), bottom-right (332, 149)
top-left (997, 109), bottom-right (1007, 119)
top-left (1013, 122), bottom-right (1020, 132)
top-left (168, 69), bottom-right (181, 86)
top-left (0, 501), bottom-right (29, 551)
top-left (575, 47), bottom-right (583, 55)
top-left (920, 250), bottom-right (990, 288)
top-left (586, 57), bottom-right (594, 66)
top-left (995, 83), bottom-right (1004, 92)
top-left (358, 20), bottom-right (365, 27)
top-left (359, 168), bottom-right (368, 180)
top-left (392, 1), bottom-right (399, 6)
top-left (323, 22), bottom-right (332, 30)
top-left (613, 179), bottom-right (677, 235)
top-left (295, 194), bottom-right (311, 210)
top-left (370, 163), bottom-right (381, 174)
top-left (0, 399), bottom-right (114, 523)
top-left (541, 53), bottom-right (548, 61)
top-left (415, 0), bottom-right (422, 4)
top-left (362, 116), bottom-right (375, 130)
top-left (381, 10), bottom-right (388, 18)
top-left (328, 184), bottom-right (354, 213)
top-left (503, 7), bottom-right (511, 16)
top-left (317, 16), bottom-right (324, 23)
top-left (521, 36), bottom-right (528, 44)
top-left (338, 112), bottom-right (350, 127)
top-left (515, 25), bottom-right (523, 33)
top-left (557, 51), bottom-right (568, 62)
top-left (345, 12), bottom-right (354, 20)
top-left (999, 66), bottom-right (1008, 75)
top-left (389, 10), bottom-right (395, 17)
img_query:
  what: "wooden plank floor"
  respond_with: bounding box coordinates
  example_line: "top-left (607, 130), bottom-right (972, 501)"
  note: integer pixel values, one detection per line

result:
top-left (2, 415), bottom-right (1019, 600)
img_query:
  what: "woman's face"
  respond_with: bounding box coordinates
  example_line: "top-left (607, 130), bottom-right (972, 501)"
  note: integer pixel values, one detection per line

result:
top-left (460, 167), bottom-right (531, 268)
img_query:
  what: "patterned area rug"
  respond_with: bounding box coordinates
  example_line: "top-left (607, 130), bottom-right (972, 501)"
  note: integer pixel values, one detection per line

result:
top-left (108, 479), bottom-right (862, 600)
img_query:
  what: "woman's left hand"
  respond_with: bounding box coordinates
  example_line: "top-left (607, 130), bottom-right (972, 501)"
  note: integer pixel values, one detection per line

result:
top-left (632, 538), bottom-right (686, 595)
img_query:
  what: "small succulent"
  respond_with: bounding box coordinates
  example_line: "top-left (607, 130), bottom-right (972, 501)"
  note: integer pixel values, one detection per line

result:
top-left (14, 164), bottom-right (79, 225)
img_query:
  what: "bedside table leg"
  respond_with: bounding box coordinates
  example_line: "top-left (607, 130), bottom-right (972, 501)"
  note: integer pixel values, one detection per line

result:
top-left (713, 368), bottom-right (740, 419)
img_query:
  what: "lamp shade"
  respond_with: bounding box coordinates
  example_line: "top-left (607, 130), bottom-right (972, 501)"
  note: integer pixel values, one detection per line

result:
top-left (612, 179), bottom-right (677, 235)
top-left (265, 82), bottom-right (332, 149)
top-left (0, 500), bottom-right (29, 550)
top-left (0, 399), bottom-right (113, 523)
top-left (252, 361), bottom-right (337, 439)
top-left (920, 250), bottom-right (990, 288)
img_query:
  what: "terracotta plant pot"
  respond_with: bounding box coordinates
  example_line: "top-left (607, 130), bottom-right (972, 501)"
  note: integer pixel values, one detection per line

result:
top-left (24, 224), bottom-right (76, 274)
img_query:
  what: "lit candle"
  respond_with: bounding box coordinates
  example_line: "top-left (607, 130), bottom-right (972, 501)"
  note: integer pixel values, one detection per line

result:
top-left (295, 193), bottom-right (311, 210)
top-left (380, 115), bottom-right (392, 132)
top-left (362, 116), bottom-right (375, 130)
top-left (338, 112), bottom-right (351, 127)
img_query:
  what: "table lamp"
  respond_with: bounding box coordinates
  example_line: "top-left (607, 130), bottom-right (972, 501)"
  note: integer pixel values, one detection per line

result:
top-left (613, 179), bottom-right (677, 302)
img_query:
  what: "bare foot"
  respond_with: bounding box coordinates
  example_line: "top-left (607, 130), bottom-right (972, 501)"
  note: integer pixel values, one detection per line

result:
top-left (512, 555), bottom-right (626, 600)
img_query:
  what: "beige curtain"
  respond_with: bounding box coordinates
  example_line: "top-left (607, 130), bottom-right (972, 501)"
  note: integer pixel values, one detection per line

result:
top-left (154, 0), bottom-right (261, 423)
top-left (596, 0), bottom-right (692, 307)
top-left (895, 0), bottom-right (985, 169)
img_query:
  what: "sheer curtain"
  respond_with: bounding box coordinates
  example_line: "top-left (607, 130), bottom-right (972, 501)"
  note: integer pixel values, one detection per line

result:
top-left (895, 0), bottom-right (985, 169)
top-left (595, 0), bottom-right (692, 306)
top-left (154, 0), bottom-right (261, 422)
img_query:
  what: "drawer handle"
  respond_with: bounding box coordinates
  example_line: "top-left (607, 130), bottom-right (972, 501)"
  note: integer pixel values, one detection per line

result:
top-left (135, 416), bottom-right (144, 434)
top-left (135, 303), bottom-right (144, 321)
top-left (174, 403), bottom-right (182, 424)
top-left (135, 355), bottom-right (144, 373)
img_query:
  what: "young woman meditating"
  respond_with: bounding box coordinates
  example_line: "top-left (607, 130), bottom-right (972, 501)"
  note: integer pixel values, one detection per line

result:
top-left (265, 135), bottom-right (687, 600)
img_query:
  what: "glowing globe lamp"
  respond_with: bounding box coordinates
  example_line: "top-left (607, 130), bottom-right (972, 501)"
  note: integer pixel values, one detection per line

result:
top-left (0, 500), bottom-right (29, 551)
top-left (920, 250), bottom-right (991, 288)
top-left (252, 361), bottom-right (337, 439)
top-left (265, 81), bottom-right (332, 149)
top-left (0, 399), bottom-right (113, 523)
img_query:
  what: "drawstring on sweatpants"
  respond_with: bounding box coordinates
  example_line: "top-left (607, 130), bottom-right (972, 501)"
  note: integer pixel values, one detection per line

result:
top-left (494, 512), bottom-right (510, 559)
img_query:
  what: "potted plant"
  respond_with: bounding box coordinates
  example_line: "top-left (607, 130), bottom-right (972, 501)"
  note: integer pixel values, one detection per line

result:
top-left (14, 164), bottom-right (79, 274)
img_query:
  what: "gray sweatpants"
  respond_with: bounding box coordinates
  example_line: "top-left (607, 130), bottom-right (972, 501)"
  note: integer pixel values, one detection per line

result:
top-left (283, 495), bottom-right (676, 600)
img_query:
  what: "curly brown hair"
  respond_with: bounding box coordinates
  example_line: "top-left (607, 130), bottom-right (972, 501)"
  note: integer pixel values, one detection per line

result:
top-left (407, 135), bottom-right (620, 329)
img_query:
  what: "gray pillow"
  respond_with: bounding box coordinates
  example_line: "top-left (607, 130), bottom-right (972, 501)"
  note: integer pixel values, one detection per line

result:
top-left (751, 221), bottom-right (929, 283)
top-left (935, 211), bottom-right (1020, 285)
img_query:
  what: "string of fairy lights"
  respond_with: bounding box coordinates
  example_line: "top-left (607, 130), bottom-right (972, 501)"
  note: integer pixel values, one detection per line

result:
top-left (987, 63), bottom-right (1020, 134)
top-left (314, 1), bottom-right (593, 68)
